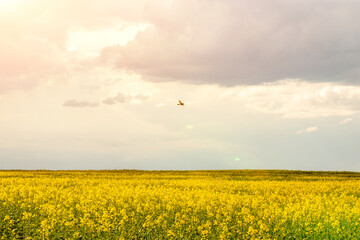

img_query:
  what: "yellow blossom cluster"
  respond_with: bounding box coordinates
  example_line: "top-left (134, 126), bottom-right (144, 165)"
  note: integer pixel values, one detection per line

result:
top-left (0, 170), bottom-right (360, 239)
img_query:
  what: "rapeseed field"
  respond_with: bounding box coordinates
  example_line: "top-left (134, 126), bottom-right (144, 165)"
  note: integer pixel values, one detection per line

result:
top-left (1, 170), bottom-right (360, 239)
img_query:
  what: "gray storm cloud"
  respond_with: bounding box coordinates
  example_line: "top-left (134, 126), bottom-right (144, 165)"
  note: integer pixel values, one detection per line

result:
top-left (101, 0), bottom-right (360, 85)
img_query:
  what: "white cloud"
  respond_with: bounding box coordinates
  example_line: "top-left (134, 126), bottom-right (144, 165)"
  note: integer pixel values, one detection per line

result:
top-left (63, 99), bottom-right (99, 107)
top-left (102, 92), bottom-right (150, 105)
top-left (296, 127), bottom-right (318, 135)
top-left (232, 80), bottom-right (360, 118)
top-left (339, 117), bottom-right (353, 125)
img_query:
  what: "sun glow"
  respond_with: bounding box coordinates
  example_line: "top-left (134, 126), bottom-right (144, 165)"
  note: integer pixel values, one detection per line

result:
top-left (67, 23), bottom-right (150, 56)
top-left (0, 0), bottom-right (21, 9)
top-left (0, 0), bottom-right (16, 5)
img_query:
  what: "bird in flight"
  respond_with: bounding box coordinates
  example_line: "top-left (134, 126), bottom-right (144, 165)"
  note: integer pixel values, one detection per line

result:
top-left (177, 100), bottom-right (184, 106)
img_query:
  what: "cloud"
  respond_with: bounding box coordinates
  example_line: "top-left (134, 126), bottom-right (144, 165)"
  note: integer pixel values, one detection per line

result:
top-left (231, 80), bottom-right (360, 118)
top-left (0, 75), bottom-right (40, 93)
top-left (296, 127), bottom-right (318, 134)
top-left (63, 99), bottom-right (99, 107)
top-left (339, 117), bottom-right (353, 125)
top-left (102, 97), bottom-right (117, 105)
top-left (3, 0), bottom-right (360, 93)
top-left (58, 75), bottom-right (360, 118)
top-left (0, 0), bottom-right (147, 93)
top-left (100, 0), bottom-right (360, 85)
top-left (155, 103), bottom-right (166, 107)
top-left (102, 92), bottom-right (150, 105)
top-left (103, 93), bottom-right (128, 104)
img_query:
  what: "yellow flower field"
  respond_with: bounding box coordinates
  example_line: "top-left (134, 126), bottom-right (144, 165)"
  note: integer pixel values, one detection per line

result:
top-left (1, 170), bottom-right (360, 239)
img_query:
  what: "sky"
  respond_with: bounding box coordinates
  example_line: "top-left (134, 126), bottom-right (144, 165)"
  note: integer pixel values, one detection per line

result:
top-left (1, 0), bottom-right (360, 170)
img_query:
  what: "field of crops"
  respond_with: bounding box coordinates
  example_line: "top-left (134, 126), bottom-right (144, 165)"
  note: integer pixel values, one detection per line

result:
top-left (1, 170), bottom-right (360, 239)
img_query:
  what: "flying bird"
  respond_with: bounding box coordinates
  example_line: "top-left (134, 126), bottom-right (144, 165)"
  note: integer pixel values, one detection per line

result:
top-left (177, 100), bottom-right (184, 106)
